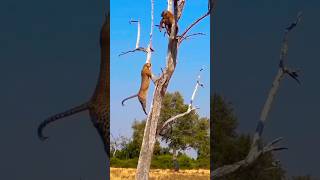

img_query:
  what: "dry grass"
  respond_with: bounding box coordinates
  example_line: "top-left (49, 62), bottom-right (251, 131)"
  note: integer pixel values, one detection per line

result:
top-left (110, 167), bottom-right (209, 180)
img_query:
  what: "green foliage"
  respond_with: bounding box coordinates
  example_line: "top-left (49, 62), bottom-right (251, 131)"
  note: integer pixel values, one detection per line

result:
top-left (113, 140), bottom-right (140, 159)
top-left (177, 154), bottom-right (196, 169)
top-left (192, 117), bottom-right (210, 160)
top-left (194, 157), bottom-right (210, 169)
top-left (212, 94), bottom-right (286, 179)
top-left (212, 94), bottom-right (239, 168)
top-left (113, 120), bottom-right (162, 159)
top-left (112, 154), bottom-right (203, 169)
top-left (110, 157), bottom-right (138, 168)
top-left (132, 120), bottom-right (145, 149)
top-left (151, 154), bottom-right (174, 169)
top-left (159, 92), bottom-right (197, 150)
top-left (111, 91), bottom-right (210, 169)
top-left (159, 92), bottom-right (209, 157)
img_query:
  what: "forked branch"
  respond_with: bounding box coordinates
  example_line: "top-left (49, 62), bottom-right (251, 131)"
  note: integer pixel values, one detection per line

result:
top-left (119, 16), bottom-right (155, 58)
top-left (158, 68), bottom-right (204, 136)
top-left (178, 0), bottom-right (213, 44)
top-left (118, 20), bottom-right (150, 56)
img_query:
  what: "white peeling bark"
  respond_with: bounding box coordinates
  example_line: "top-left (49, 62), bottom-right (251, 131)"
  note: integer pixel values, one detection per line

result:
top-left (136, 20), bottom-right (141, 49)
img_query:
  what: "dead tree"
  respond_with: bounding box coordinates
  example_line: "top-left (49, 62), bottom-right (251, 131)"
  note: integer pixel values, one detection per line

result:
top-left (211, 12), bottom-right (302, 178)
top-left (119, 0), bottom-right (212, 179)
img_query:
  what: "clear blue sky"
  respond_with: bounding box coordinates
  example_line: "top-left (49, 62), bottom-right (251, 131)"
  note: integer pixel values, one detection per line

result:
top-left (110, 1), bottom-right (210, 139)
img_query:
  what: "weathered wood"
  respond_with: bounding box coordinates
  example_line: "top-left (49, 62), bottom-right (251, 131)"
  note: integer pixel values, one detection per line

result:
top-left (129, 0), bottom-right (210, 179)
top-left (135, 1), bottom-right (178, 179)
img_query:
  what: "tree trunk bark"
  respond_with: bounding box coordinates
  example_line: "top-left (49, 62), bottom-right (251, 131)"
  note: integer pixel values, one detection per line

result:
top-left (135, 13), bottom-right (178, 180)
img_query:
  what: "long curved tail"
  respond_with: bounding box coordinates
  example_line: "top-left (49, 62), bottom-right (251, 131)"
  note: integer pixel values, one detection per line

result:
top-left (37, 102), bottom-right (90, 141)
top-left (121, 94), bottom-right (138, 106)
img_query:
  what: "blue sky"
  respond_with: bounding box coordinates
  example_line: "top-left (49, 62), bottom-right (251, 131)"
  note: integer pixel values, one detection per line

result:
top-left (110, 1), bottom-right (210, 138)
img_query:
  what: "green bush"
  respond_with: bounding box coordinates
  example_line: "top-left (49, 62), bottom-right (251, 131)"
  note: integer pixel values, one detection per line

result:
top-left (193, 157), bottom-right (210, 169)
top-left (151, 154), bottom-right (173, 169)
top-left (177, 154), bottom-right (196, 169)
top-left (111, 154), bottom-right (209, 169)
top-left (110, 157), bottom-right (138, 168)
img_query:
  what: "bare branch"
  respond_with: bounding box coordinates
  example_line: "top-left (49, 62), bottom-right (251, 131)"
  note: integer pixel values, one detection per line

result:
top-left (133, 20), bottom-right (141, 48)
top-left (118, 47), bottom-right (148, 57)
top-left (144, 0), bottom-right (154, 64)
top-left (211, 12), bottom-right (302, 179)
top-left (158, 107), bottom-right (198, 136)
top-left (118, 19), bottom-right (151, 57)
top-left (158, 68), bottom-right (204, 136)
top-left (211, 137), bottom-right (287, 178)
top-left (179, 1), bottom-right (212, 43)
top-left (280, 11), bottom-right (303, 85)
top-left (127, 19), bottom-right (142, 49)
top-left (189, 67), bottom-right (205, 108)
top-left (251, 12), bottom-right (303, 149)
top-left (179, 32), bottom-right (206, 44)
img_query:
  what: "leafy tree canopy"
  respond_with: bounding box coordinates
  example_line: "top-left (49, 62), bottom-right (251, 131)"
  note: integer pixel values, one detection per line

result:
top-left (212, 94), bottom-right (286, 179)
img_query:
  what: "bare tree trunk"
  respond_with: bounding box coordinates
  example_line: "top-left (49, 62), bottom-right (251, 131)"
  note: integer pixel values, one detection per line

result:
top-left (133, 0), bottom-right (211, 179)
top-left (135, 1), bottom-right (178, 179)
top-left (135, 34), bottom-right (178, 180)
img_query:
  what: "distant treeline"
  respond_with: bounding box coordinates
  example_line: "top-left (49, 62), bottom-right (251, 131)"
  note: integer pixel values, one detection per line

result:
top-left (111, 92), bottom-right (210, 170)
top-left (111, 154), bottom-right (209, 169)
